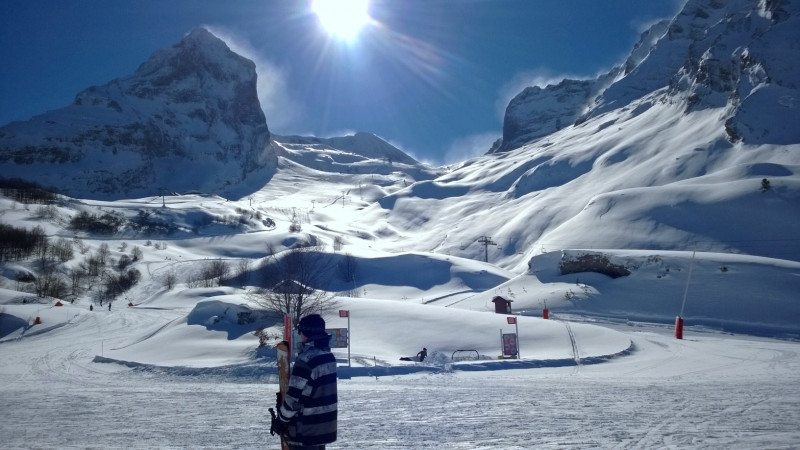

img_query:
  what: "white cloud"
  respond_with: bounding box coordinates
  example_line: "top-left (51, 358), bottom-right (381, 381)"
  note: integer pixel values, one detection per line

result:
top-left (311, 128), bottom-right (360, 139)
top-left (443, 132), bottom-right (500, 165)
top-left (203, 26), bottom-right (303, 131)
top-left (255, 63), bottom-right (302, 131)
top-left (631, 0), bottom-right (685, 33)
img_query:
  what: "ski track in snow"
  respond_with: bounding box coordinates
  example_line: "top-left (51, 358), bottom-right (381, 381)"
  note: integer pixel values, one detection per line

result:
top-left (2, 310), bottom-right (800, 449)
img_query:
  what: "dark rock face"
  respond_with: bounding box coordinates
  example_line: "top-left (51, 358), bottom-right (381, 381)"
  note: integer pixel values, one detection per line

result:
top-left (496, 78), bottom-right (607, 152)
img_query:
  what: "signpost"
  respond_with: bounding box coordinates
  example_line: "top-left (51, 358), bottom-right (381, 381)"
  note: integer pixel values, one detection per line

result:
top-left (677, 249), bottom-right (696, 339)
top-left (284, 315), bottom-right (292, 342)
top-left (337, 310), bottom-right (351, 366)
top-left (328, 328), bottom-right (349, 348)
top-left (502, 316), bottom-right (520, 358)
top-left (502, 332), bottom-right (518, 358)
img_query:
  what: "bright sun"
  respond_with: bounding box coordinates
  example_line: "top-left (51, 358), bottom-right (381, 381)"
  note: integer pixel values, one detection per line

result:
top-left (312, 0), bottom-right (371, 41)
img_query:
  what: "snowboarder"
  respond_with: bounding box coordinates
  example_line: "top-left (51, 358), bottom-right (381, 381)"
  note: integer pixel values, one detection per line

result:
top-left (271, 314), bottom-right (337, 449)
top-left (417, 348), bottom-right (427, 362)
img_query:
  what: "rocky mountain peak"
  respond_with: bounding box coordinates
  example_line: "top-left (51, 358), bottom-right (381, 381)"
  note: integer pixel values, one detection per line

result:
top-left (133, 28), bottom-right (255, 91)
top-left (494, 0), bottom-right (800, 152)
top-left (0, 28), bottom-right (275, 200)
top-left (493, 76), bottom-right (613, 153)
top-left (80, 27), bottom-right (267, 130)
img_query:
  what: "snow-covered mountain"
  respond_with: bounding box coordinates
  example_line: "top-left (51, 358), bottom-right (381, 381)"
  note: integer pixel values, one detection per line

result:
top-left (0, 27), bottom-right (435, 200)
top-left (273, 132), bottom-right (441, 181)
top-left (366, 0), bottom-right (800, 271)
top-left (1, 10), bottom-right (799, 447)
top-left (496, 0), bottom-right (799, 151)
top-left (0, 28), bottom-right (275, 199)
top-left (0, 0), bottom-right (798, 342)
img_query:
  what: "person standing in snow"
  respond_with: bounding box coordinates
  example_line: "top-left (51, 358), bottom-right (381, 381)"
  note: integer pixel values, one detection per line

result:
top-left (417, 347), bottom-right (427, 362)
top-left (272, 314), bottom-right (338, 449)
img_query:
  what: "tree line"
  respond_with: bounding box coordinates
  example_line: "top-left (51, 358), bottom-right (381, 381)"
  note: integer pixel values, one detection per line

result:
top-left (0, 223), bottom-right (46, 261)
top-left (0, 178), bottom-right (58, 204)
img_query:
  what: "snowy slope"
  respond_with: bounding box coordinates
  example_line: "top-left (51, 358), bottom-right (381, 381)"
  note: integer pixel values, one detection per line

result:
top-left (272, 132), bottom-right (441, 182)
top-left (360, 94), bottom-right (800, 266)
top-left (1, 1), bottom-right (800, 448)
top-left (0, 0), bottom-right (798, 374)
top-left (3, 286), bottom-right (800, 448)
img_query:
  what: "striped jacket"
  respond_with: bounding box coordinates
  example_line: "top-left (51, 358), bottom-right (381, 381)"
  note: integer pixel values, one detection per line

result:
top-left (279, 338), bottom-right (338, 446)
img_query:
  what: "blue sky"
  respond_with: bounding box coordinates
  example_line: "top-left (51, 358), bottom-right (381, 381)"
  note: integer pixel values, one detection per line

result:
top-left (0, 0), bottom-right (683, 165)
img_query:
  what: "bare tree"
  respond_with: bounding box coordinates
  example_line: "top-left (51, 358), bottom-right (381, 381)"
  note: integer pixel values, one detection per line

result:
top-left (201, 259), bottom-right (231, 287)
top-left (50, 238), bottom-right (74, 263)
top-left (338, 252), bottom-right (358, 284)
top-left (86, 254), bottom-right (103, 277)
top-left (96, 243), bottom-right (110, 266)
top-left (250, 244), bottom-right (337, 327)
top-left (34, 204), bottom-right (59, 220)
top-left (235, 259), bottom-right (251, 285)
top-left (68, 266), bottom-right (87, 296)
top-left (131, 246), bottom-right (143, 261)
top-left (74, 236), bottom-right (89, 255)
top-left (164, 268), bottom-right (178, 290)
top-left (34, 263), bottom-right (68, 298)
top-left (33, 226), bottom-right (49, 263)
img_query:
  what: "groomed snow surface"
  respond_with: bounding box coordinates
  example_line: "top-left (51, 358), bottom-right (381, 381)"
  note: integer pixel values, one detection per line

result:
top-left (2, 292), bottom-right (799, 449)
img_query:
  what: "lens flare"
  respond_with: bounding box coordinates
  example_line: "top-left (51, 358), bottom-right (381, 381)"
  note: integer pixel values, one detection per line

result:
top-left (312, 0), bottom-right (371, 42)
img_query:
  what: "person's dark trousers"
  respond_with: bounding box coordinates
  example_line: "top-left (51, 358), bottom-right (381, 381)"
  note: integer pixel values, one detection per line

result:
top-left (289, 446), bottom-right (325, 450)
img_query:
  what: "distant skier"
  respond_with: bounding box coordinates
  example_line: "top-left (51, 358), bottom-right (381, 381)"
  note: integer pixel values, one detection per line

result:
top-left (271, 314), bottom-right (337, 449)
top-left (399, 347), bottom-right (428, 362)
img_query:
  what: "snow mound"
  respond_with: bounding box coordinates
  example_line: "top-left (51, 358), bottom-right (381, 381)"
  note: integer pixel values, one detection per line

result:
top-left (96, 293), bottom-right (632, 376)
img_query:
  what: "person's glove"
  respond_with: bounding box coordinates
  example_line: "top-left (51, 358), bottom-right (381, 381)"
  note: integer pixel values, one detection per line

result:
top-left (270, 416), bottom-right (289, 436)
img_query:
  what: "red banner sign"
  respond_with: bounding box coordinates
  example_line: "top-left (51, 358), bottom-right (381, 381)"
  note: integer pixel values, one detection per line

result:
top-left (339, 310), bottom-right (349, 318)
top-left (507, 317), bottom-right (516, 324)
top-left (327, 328), bottom-right (349, 348)
top-left (503, 333), bottom-right (518, 356)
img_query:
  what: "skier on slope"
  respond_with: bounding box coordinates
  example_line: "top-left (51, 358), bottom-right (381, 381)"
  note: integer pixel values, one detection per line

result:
top-left (271, 314), bottom-right (338, 449)
top-left (417, 347), bottom-right (427, 362)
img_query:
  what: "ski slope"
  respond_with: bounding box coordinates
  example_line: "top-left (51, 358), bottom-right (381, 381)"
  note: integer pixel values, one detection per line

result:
top-left (1, 300), bottom-right (798, 448)
top-left (1, 177), bottom-right (798, 447)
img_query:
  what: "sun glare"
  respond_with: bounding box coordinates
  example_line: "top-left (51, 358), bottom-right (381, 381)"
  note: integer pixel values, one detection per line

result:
top-left (312, 0), bottom-right (371, 41)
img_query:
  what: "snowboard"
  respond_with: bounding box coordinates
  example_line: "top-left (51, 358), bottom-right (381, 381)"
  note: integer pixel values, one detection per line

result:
top-left (275, 340), bottom-right (291, 450)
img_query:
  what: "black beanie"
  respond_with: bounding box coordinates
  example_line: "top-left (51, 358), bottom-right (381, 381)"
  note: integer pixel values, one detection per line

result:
top-left (298, 314), bottom-right (326, 338)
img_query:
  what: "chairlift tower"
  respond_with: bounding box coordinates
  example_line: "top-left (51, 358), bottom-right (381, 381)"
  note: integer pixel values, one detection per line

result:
top-left (478, 235), bottom-right (497, 262)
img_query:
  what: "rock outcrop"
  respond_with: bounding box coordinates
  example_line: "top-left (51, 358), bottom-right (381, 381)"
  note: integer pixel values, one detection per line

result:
top-left (0, 28), bottom-right (276, 199)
